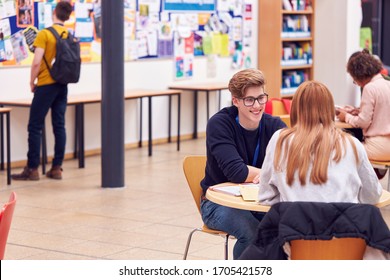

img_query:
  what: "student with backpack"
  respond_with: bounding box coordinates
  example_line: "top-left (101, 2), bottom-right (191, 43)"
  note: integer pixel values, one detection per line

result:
top-left (12, 2), bottom-right (76, 181)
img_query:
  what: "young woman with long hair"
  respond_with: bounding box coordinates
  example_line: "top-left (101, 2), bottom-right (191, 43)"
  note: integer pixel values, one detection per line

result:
top-left (258, 81), bottom-right (382, 205)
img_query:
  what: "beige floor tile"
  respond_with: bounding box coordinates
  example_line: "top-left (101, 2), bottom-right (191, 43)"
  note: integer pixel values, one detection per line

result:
top-left (142, 235), bottom-right (220, 255)
top-left (61, 240), bottom-right (132, 258)
top-left (106, 247), bottom-right (182, 260)
top-left (22, 251), bottom-right (99, 260)
top-left (188, 241), bottom-right (236, 260)
top-left (130, 223), bottom-right (193, 238)
top-left (14, 233), bottom-right (86, 251)
top-left (3, 244), bottom-right (48, 260)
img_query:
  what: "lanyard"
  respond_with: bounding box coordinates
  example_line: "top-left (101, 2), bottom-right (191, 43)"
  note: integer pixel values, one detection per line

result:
top-left (235, 116), bottom-right (261, 166)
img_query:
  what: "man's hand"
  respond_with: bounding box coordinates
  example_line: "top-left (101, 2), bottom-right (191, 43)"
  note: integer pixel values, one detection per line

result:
top-left (246, 165), bottom-right (261, 183)
top-left (30, 82), bottom-right (36, 93)
top-left (252, 173), bottom-right (260, 184)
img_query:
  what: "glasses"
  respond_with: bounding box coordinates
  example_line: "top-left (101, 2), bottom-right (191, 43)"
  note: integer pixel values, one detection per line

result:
top-left (237, 93), bottom-right (269, 107)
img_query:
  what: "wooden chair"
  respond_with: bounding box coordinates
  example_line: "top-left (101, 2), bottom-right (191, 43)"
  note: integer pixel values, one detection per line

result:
top-left (279, 114), bottom-right (291, 128)
top-left (370, 160), bottom-right (390, 191)
top-left (0, 192), bottom-right (17, 260)
top-left (290, 237), bottom-right (366, 260)
top-left (182, 155), bottom-right (231, 260)
top-left (265, 98), bottom-right (291, 127)
top-left (265, 98), bottom-right (291, 115)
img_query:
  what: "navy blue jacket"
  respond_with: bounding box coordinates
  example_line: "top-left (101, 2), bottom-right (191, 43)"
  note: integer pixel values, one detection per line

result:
top-left (239, 202), bottom-right (390, 260)
top-left (201, 106), bottom-right (286, 193)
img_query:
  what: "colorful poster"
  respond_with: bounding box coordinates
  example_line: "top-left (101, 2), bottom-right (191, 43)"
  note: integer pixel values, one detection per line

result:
top-left (16, 0), bottom-right (34, 27)
top-left (138, 0), bottom-right (161, 13)
top-left (174, 31), bottom-right (194, 79)
top-left (10, 30), bottom-right (28, 62)
top-left (360, 27), bottom-right (372, 53)
top-left (163, 0), bottom-right (216, 12)
top-left (157, 21), bottom-right (173, 57)
top-left (0, 0), bottom-right (16, 19)
top-left (0, 0), bottom-right (252, 67)
top-left (124, 4), bottom-right (136, 60)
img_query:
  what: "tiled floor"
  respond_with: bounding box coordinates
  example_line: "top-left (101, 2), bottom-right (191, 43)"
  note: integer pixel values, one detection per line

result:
top-left (0, 137), bottom-right (389, 260)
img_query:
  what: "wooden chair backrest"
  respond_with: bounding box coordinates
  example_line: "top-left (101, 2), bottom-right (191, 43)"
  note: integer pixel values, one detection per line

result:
top-left (278, 114), bottom-right (291, 128)
top-left (265, 98), bottom-right (291, 115)
top-left (290, 237), bottom-right (366, 260)
top-left (271, 100), bottom-right (289, 115)
top-left (183, 155), bottom-right (207, 213)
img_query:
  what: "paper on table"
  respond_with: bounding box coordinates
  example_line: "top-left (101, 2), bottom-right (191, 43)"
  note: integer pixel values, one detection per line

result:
top-left (240, 184), bottom-right (260, 201)
top-left (210, 183), bottom-right (260, 200)
top-left (209, 185), bottom-right (241, 196)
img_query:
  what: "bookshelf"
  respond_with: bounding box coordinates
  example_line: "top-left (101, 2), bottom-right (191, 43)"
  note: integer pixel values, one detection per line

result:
top-left (258, 0), bottom-right (315, 99)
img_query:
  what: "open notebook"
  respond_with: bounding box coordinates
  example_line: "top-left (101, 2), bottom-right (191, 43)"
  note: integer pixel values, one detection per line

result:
top-left (210, 183), bottom-right (259, 201)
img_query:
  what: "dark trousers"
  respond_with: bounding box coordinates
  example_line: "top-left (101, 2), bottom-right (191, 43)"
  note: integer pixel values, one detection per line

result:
top-left (27, 83), bottom-right (68, 168)
top-left (345, 128), bottom-right (364, 142)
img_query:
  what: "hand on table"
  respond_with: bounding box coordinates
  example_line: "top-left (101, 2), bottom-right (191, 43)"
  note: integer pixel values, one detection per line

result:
top-left (343, 105), bottom-right (359, 116)
top-left (252, 173), bottom-right (260, 184)
top-left (336, 108), bottom-right (347, 122)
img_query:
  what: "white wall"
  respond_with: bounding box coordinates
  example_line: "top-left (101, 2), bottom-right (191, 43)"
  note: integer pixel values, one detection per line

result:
top-left (314, 0), bottom-right (362, 106)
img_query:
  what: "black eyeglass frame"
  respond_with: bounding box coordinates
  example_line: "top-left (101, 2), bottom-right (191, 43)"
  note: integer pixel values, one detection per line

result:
top-left (236, 93), bottom-right (269, 107)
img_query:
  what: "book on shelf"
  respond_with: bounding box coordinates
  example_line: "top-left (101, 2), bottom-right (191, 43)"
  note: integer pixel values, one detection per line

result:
top-left (282, 70), bottom-right (308, 91)
top-left (290, 0), bottom-right (306, 11)
top-left (281, 59), bottom-right (312, 66)
top-left (283, 15), bottom-right (310, 34)
top-left (281, 31), bottom-right (311, 38)
top-left (282, 0), bottom-right (309, 11)
top-left (281, 42), bottom-right (312, 65)
top-left (281, 87), bottom-right (298, 95)
top-left (283, 0), bottom-right (293, 10)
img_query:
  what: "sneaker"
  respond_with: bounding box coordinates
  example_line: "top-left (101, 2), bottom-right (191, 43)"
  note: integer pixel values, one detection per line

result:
top-left (46, 166), bottom-right (63, 180)
top-left (11, 166), bottom-right (39, 181)
top-left (374, 168), bottom-right (388, 180)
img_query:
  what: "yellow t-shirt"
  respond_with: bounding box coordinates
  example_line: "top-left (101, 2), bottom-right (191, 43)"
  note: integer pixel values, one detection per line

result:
top-left (33, 25), bottom-right (69, 86)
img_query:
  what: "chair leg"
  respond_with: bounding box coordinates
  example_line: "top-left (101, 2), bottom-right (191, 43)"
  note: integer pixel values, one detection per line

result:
top-left (224, 234), bottom-right (230, 260)
top-left (183, 228), bottom-right (201, 260)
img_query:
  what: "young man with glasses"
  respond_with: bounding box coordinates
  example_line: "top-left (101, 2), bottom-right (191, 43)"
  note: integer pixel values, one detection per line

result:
top-left (200, 68), bottom-right (287, 259)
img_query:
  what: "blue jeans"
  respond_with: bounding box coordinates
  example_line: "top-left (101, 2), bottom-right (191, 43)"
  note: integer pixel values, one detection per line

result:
top-left (27, 83), bottom-right (68, 168)
top-left (201, 199), bottom-right (265, 259)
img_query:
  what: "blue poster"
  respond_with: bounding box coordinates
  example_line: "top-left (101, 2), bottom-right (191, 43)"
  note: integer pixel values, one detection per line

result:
top-left (163, 0), bottom-right (216, 12)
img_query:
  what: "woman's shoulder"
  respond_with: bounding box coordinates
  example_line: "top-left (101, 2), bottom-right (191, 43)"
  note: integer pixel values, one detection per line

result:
top-left (344, 134), bottom-right (367, 160)
top-left (365, 74), bottom-right (389, 91)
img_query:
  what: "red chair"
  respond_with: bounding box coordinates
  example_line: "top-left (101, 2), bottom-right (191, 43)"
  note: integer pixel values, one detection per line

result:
top-left (265, 98), bottom-right (292, 115)
top-left (0, 192), bottom-right (17, 260)
top-left (265, 98), bottom-right (292, 127)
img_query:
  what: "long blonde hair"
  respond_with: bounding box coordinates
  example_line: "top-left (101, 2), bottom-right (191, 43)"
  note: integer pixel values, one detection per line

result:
top-left (274, 81), bottom-right (359, 186)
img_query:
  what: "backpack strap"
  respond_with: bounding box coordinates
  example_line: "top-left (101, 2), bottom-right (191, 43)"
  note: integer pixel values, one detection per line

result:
top-left (46, 26), bottom-right (67, 39)
top-left (43, 26), bottom-right (65, 71)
